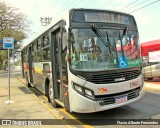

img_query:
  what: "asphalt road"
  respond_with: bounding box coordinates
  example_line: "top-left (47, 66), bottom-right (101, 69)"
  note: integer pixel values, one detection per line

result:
top-left (1, 71), bottom-right (160, 128)
top-left (0, 70), bottom-right (22, 78)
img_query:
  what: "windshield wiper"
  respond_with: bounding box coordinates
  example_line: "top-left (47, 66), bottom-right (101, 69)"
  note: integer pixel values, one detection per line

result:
top-left (106, 30), bottom-right (112, 54)
top-left (119, 27), bottom-right (129, 58)
top-left (90, 24), bottom-right (112, 54)
top-left (119, 30), bottom-right (125, 58)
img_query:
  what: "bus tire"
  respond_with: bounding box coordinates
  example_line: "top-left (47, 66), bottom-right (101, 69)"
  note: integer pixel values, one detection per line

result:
top-left (148, 78), bottom-right (153, 80)
top-left (48, 83), bottom-right (59, 108)
top-left (25, 73), bottom-right (31, 87)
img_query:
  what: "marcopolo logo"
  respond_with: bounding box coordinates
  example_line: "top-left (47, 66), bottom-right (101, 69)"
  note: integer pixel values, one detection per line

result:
top-left (2, 120), bottom-right (11, 125)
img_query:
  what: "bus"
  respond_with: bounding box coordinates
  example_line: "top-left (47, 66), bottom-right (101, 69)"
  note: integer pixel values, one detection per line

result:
top-left (21, 8), bottom-right (145, 113)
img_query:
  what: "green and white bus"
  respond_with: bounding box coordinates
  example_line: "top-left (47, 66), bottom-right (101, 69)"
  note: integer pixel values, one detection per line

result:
top-left (21, 8), bottom-right (145, 113)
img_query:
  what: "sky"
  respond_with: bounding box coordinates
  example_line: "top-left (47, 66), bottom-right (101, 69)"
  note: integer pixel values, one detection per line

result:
top-left (4, 0), bottom-right (160, 46)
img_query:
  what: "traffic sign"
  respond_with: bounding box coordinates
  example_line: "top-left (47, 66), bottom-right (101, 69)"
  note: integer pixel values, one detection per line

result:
top-left (3, 37), bottom-right (14, 49)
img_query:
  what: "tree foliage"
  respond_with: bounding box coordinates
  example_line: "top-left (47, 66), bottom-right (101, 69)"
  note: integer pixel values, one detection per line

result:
top-left (0, 0), bottom-right (31, 65)
top-left (0, 0), bottom-right (31, 39)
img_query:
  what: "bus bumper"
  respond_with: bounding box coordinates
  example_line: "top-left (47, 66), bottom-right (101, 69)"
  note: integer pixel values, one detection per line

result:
top-left (70, 86), bottom-right (145, 113)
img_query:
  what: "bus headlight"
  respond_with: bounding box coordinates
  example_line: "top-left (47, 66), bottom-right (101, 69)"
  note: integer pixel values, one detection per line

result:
top-left (84, 89), bottom-right (94, 99)
top-left (72, 82), bottom-right (95, 100)
top-left (73, 83), bottom-right (83, 94)
top-left (85, 89), bottom-right (92, 96)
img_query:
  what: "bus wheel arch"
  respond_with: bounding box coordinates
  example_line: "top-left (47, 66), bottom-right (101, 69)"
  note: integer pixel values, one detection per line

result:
top-left (147, 77), bottom-right (153, 80)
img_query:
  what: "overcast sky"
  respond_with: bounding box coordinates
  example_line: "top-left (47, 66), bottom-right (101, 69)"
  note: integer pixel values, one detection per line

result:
top-left (4, 0), bottom-right (160, 45)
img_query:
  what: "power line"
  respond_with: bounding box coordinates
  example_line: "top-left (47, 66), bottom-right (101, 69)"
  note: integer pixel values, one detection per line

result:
top-left (129, 0), bottom-right (160, 13)
top-left (123, 0), bottom-right (150, 11)
top-left (120, 0), bottom-right (140, 11)
top-left (46, 0), bottom-right (84, 19)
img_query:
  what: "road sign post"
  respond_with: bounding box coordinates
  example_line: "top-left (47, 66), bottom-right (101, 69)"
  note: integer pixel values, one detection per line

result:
top-left (3, 37), bottom-right (15, 104)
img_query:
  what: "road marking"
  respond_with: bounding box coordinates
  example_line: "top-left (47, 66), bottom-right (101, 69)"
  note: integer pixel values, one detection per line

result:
top-left (41, 95), bottom-right (93, 128)
top-left (17, 77), bottom-right (93, 128)
top-left (16, 77), bottom-right (72, 128)
top-left (59, 108), bottom-right (93, 128)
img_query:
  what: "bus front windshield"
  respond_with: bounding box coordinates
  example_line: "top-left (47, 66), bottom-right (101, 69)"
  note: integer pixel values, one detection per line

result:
top-left (70, 28), bottom-right (142, 71)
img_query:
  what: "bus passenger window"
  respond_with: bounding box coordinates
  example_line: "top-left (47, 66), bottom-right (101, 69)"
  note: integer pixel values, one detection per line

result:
top-left (43, 63), bottom-right (50, 73)
top-left (32, 51), bottom-right (37, 62)
top-left (38, 38), bottom-right (42, 49)
top-left (43, 35), bottom-right (49, 47)
top-left (37, 50), bottom-right (42, 62)
top-left (43, 47), bottom-right (50, 61)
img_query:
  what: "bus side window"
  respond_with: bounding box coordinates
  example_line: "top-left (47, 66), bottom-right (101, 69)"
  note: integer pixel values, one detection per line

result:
top-left (43, 47), bottom-right (50, 61)
top-left (32, 51), bottom-right (37, 62)
top-left (38, 38), bottom-right (42, 49)
top-left (43, 63), bottom-right (50, 74)
top-left (37, 49), bottom-right (42, 62)
top-left (43, 35), bottom-right (49, 47)
top-left (42, 34), bottom-right (50, 61)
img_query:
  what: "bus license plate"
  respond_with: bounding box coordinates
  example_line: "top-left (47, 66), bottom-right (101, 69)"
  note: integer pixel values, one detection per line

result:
top-left (115, 95), bottom-right (127, 104)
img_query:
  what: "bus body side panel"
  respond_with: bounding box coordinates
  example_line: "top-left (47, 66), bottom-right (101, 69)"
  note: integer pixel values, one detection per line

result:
top-left (32, 62), bottom-right (51, 94)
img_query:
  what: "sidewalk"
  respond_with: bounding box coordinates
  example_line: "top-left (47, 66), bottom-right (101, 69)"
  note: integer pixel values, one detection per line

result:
top-left (144, 82), bottom-right (160, 93)
top-left (144, 77), bottom-right (160, 93)
top-left (0, 75), bottom-right (69, 128)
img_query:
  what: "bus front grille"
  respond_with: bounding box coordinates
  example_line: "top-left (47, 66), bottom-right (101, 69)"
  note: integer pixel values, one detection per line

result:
top-left (95, 87), bottom-right (140, 106)
top-left (89, 69), bottom-right (141, 84)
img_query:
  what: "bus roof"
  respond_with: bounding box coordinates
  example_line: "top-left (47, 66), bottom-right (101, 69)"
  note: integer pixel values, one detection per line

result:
top-left (22, 8), bottom-right (134, 50)
top-left (22, 10), bottom-right (70, 49)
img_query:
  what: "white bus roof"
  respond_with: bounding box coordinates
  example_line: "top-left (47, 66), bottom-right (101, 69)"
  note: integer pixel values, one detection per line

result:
top-left (22, 10), bottom-right (70, 49)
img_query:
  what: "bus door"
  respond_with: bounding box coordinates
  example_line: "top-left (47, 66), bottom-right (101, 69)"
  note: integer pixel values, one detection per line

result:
top-left (28, 46), bottom-right (33, 83)
top-left (52, 30), bottom-right (66, 103)
top-left (21, 51), bottom-right (24, 78)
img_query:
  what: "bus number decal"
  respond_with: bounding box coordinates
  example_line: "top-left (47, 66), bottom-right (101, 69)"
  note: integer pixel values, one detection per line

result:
top-left (80, 53), bottom-right (88, 61)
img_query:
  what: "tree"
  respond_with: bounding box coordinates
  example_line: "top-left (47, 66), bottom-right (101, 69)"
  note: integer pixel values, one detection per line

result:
top-left (0, 0), bottom-right (31, 39)
top-left (0, 0), bottom-right (31, 67)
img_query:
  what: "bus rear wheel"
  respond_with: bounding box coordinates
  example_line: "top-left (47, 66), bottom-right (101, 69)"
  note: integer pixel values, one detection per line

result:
top-left (148, 77), bottom-right (153, 80)
top-left (48, 83), bottom-right (59, 108)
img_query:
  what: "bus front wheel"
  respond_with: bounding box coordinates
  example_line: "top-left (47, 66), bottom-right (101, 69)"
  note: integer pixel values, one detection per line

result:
top-left (148, 77), bottom-right (153, 80)
top-left (48, 83), bottom-right (59, 108)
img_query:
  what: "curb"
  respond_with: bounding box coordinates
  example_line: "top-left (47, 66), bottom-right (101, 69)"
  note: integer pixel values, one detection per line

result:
top-left (144, 84), bottom-right (160, 93)
top-left (16, 76), bottom-right (26, 85)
